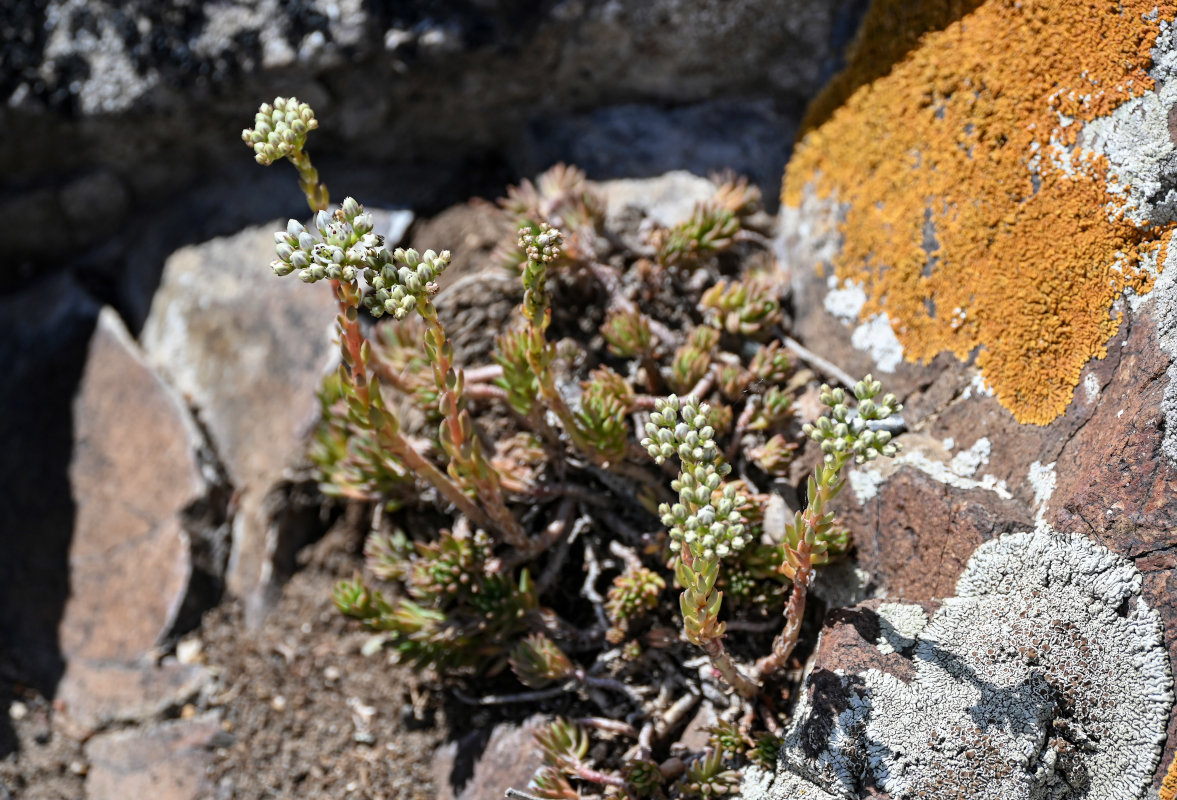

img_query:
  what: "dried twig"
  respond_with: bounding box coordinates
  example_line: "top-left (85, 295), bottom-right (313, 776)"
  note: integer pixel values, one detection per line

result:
top-left (782, 334), bottom-right (855, 389)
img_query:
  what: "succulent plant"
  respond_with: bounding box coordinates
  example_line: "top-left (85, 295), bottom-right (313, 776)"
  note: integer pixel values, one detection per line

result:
top-left (680, 749), bottom-right (741, 798)
top-left (605, 564), bottom-right (666, 644)
top-left (245, 96), bottom-right (904, 800)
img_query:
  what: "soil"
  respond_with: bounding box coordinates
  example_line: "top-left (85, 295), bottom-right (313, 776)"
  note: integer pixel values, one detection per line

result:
top-left (200, 521), bottom-right (444, 800)
top-left (0, 692), bottom-right (86, 800)
top-left (0, 520), bottom-right (446, 800)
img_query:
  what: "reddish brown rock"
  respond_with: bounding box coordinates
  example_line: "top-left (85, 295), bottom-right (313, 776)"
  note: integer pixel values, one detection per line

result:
top-left (781, 119), bottom-right (1177, 792)
top-left (836, 464), bottom-right (1033, 601)
top-left (57, 307), bottom-right (218, 733)
top-left (434, 716), bottom-right (547, 800)
top-left (0, 278), bottom-right (221, 735)
top-left (754, 531), bottom-right (1171, 800)
top-left (84, 714), bottom-right (224, 800)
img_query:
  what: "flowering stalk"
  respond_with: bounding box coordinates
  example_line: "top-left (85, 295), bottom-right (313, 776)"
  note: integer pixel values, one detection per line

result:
top-left (756, 376), bottom-right (901, 677)
top-left (414, 286), bottom-right (528, 550)
top-left (517, 225), bottom-right (617, 467)
top-left (242, 96), bottom-right (328, 212)
top-left (642, 395), bottom-right (758, 698)
top-left (244, 97), bottom-right (541, 548)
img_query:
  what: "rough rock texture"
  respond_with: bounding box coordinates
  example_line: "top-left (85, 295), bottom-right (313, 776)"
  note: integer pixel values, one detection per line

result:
top-left (84, 714), bottom-right (225, 800)
top-left (2, 0), bottom-right (865, 272)
top-left (58, 306), bottom-right (223, 734)
top-left (747, 530), bottom-right (1174, 800)
top-left (433, 716), bottom-right (548, 800)
top-left (777, 1), bottom-right (1177, 788)
top-left (783, 0), bottom-right (1174, 424)
top-left (141, 222), bottom-right (339, 620)
top-left (0, 279), bottom-right (225, 736)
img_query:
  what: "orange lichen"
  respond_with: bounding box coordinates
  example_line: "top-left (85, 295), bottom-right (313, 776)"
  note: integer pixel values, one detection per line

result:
top-left (1162, 751), bottom-right (1177, 800)
top-left (785, 0), bottom-right (1176, 424)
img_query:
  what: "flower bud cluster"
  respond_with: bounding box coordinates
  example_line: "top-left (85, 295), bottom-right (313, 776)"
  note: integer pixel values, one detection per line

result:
top-left (272, 197), bottom-right (379, 283)
top-left (518, 222), bottom-right (564, 264)
top-left (242, 96), bottom-right (318, 165)
top-left (641, 395), bottom-right (718, 465)
top-left (271, 198), bottom-right (453, 320)
top-left (801, 375), bottom-right (902, 464)
top-left (361, 246), bottom-right (452, 320)
top-left (641, 395), bottom-right (749, 561)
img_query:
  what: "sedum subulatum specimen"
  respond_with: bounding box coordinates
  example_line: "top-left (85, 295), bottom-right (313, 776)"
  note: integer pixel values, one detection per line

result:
top-left (244, 98), bottom-right (900, 799)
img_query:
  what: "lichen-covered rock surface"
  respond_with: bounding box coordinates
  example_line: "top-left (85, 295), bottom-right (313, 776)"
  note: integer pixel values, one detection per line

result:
top-left (778, 0), bottom-right (1177, 789)
top-left (2, 0), bottom-right (865, 272)
top-left (747, 529), bottom-right (1174, 800)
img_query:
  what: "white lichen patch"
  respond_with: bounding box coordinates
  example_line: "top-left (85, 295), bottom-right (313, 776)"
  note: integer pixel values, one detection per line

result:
top-left (846, 435), bottom-right (1011, 504)
top-left (850, 313), bottom-right (904, 373)
top-left (1157, 234), bottom-right (1177, 467)
top-left (1083, 371), bottom-right (1101, 403)
top-left (824, 277), bottom-right (867, 322)
top-left (960, 370), bottom-right (996, 399)
top-left (848, 467), bottom-right (885, 503)
top-left (745, 528), bottom-right (1174, 800)
top-left (874, 602), bottom-right (928, 655)
top-left (1028, 460), bottom-right (1057, 528)
top-left (948, 436), bottom-right (991, 478)
top-left (894, 447), bottom-right (1012, 499)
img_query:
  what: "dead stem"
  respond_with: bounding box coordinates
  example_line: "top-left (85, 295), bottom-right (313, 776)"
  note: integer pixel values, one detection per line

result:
top-left (782, 334), bottom-right (855, 389)
top-left (453, 685), bottom-right (567, 706)
top-left (573, 717), bottom-right (639, 739)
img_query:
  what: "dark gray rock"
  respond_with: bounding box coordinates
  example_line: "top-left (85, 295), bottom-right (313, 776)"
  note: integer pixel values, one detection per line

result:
top-left (518, 100), bottom-right (797, 204)
top-left (0, 274), bottom-right (100, 697)
top-left (1, 0), bottom-right (865, 267)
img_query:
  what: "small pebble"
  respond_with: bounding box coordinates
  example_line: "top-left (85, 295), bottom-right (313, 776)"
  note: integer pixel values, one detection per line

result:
top-left (180, 703), bottom-right (197, 719)
top-left (270, 695), bottom-right (287, 712)
top-left (176, 638), bottom-right (203, 665)
top-left (68, 761), bottom-right (88, 776)
top-left (9, 701), bottom-right (27, 721)
top-left (324, 665), bottom-right (342, 682)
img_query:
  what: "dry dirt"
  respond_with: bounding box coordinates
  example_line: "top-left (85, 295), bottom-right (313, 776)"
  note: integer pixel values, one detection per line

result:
top-left (0, 522), bottom-right (447, 800)
top-left (200, 523), bottom-right (444, 800)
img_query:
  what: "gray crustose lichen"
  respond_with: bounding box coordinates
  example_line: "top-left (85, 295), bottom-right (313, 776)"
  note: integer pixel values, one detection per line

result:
top-left (745, 527), bottom-right (1174, 800)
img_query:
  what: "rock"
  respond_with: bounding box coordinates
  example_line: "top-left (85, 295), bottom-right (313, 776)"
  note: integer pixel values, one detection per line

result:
top-left (0, 278), bottom-right (224, 734)
top-left (747, 531), bottom-right (1173, 800)
top-left (57, 169), bottom-right (130, 245)
top-left (1, 0), bottom-right (864, 264)
top-left (140, 222), bottom-right (338, 618)
top-left (84, 714), bottom-right (225, 800)
top-left (599, 171), bottom-right (720, 232)
top-left (775, 0), bottom-right (1177, 787)
top-left (519, 100), bottom-right (795, 202)
top-left (62, 306), bottom-right (222, 733)
top-left (56, 661), bottom-right (210, 737)
top-left (64, 309), bottom-right (208, 661)
top-left (433, 716), bottom-right (548, 800)
top-left (678, 701), bottom-right (720, 754)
